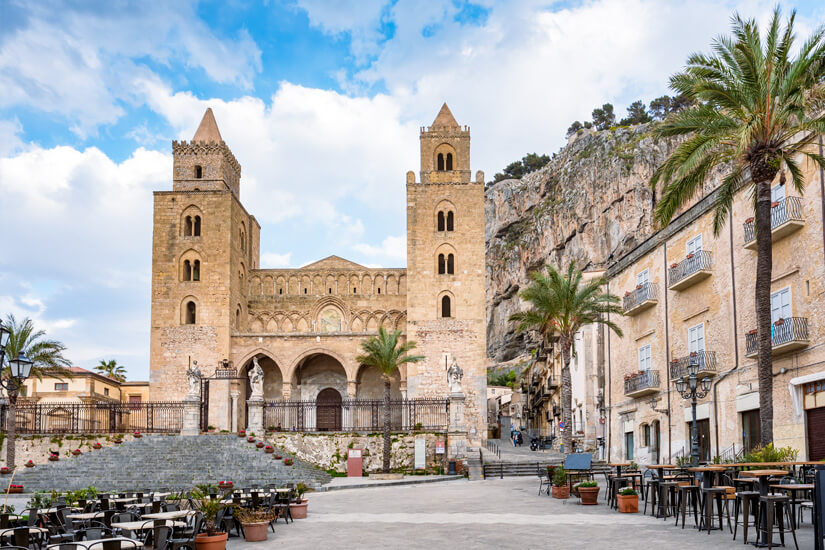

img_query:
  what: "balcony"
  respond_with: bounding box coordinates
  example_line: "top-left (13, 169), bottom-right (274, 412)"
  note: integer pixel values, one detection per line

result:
top-left (623, 282), bottom-right (659, 315)
top-left (743, 197), bottom-right (805, 250)
top-left (624, 370), bottom-right (660, 398)
top-left (668, 251), bottom-right (712, 291)
top-left (745, 317), bottom-right (809, 358)
top-left (669, 350), bottom-right (717, 380)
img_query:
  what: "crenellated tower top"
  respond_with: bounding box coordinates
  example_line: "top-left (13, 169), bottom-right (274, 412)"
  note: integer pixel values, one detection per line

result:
top-left (172, 108), bottom-right (241, 196)
top-left (417, 103), bottom-right (476, 185)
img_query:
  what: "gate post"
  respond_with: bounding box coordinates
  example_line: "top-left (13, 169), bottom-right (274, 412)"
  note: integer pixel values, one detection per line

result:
top-left (181, 395), bottom-right (201, 436)
top-left (246, 397), bottom-right (265, 435)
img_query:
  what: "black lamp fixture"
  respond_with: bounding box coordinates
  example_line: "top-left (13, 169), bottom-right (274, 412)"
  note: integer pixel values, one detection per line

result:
top-left (675, 362), bottom-right (711, 465)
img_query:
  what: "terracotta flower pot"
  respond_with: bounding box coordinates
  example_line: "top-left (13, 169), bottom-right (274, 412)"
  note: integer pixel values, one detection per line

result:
top-left (92, 443), bottom-right (102, 450)
top-left (195, 532), bottom-right (228, 550)
top-left (274, 455), bottom-right (282, 460)
top-left (133, 433), bottom-right (142, 438)
top-left (670, 263), bottom-right (678, 269)
top-left (290, 499), bottom-right (308, 519)
top-left (617, 494), bottom-right (639, 513)
top-left (72, 450), bottom-right (82, 456)
top-left (218, 482), bottom-right (233, 489)
top-left (113, 439), bottom-right (123, 444)
top-left (256, 442), bottom-right (264, 448)
top-left (284, 459), bottom-right (293, 466)
top-left (7, 486), bottom-right (23, 494)
top-left (24, 462), bottom-right (34, 468)
top-left (578, 486), bottom-right (599, 505)
top-left (48, 456), bottom-right (59, 462)
top-left (241, 522), bottom-right (269, 541)
top-left (238, 431), bottom-right (246, 437)
top-left (551, 485), bottom-right (569, 499)
top-left (264, 448), bottom-right (274, 454)
top-left (0, 468), bottom-right (10, 475)
top-left (247, 437), bottom-right (255, 443)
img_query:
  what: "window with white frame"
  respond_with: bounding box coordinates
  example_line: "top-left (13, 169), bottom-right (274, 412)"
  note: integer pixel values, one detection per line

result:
top-left (636, 269), bottom-right (649, 287)
top-left (770, 287), bottom-right (792, 323)
top-left (771, 184), bottom-right (785, 203)
top-left (638, 344), bottom-right (652, 371)
top-left (688, 323), bottom-right (705, 354)
top-left (687, 234), bottom-right (703, 255)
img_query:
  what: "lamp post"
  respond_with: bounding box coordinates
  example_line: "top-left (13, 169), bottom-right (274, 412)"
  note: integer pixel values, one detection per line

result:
top-left (0, 320), bottom-right (34, 469)
top-left (675, 361), bottom-right (712, 466)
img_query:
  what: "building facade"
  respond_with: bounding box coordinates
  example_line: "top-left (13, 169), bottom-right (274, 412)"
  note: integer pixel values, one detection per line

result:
top-left (606, 149), bottom-right (825, 462)
top-left (149, 105), bottom-right (487, 443)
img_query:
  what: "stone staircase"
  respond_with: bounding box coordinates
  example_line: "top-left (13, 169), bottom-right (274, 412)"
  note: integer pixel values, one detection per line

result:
top-left (13, 435), bottom-right (331, 492)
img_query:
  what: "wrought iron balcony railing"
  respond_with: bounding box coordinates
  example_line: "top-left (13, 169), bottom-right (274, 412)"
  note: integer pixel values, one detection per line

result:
top-left (668, 250), bottom-right (713, 290)
top-left (624, 370), bottom-right (660, 398)
top-left (745, 317), bottom-right (809, 357)
top-left (743, 197), bottom-right (805, 248)
top-left (669, 350), bottom-right (717, 380)
top-left (623, 282), bottom-right (659, 315)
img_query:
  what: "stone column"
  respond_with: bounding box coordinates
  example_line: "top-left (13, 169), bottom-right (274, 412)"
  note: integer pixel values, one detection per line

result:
top-left (346, 380), bottom-right (358, 398)
top-left (181, 395), bottom-right (201, 436)
top-left (282, 382), bottom-right (292, 400)
top-left (246, 397), bottom-right (265, 435)
top-left (230, 391), bottom-right (240, 433)
top-left (447, 391), bottom-right (468, 462)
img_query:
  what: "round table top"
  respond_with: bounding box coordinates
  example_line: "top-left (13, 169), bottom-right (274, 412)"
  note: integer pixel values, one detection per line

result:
top-left (739, 469), bottom-right (790, 477)
top-left (731, 462), bottom-right (807, 467)
top-left (688, 466), bottom-right (726, 472)
top-left (608, 463), bottom-right (631, 467)
top-left (770, 484), bottom-right (815, 490)
top-left (646, 464), bottom-right (677, 469)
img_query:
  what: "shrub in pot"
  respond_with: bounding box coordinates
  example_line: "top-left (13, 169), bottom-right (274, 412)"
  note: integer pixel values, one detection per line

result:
top-left (256, 442), bottom-right (264, 449)
top-left (7, 484), bottom-right (23, 494)
top-left (576, 481), bottom-right (599, 505)
top-left (264, 446), bottom-right (274, 454)
top-left (289, 483), bottom-right (309, 519)
top-left (247, 437), bottom-right (256, 443)
top-left (92, 442), bottom-right (102, 450)
top-left (48, 455), bottom-right (59, 462)
top-left (24, 460), bottom-right (34, 468)
top-left (274, 454), bottom-right (282, 460)
top-left (617, 487), bottom-right (639, 513)
top-left (72, 449), bottom-right (82, 456)
top-left (551, 467), bottom-right (569, 499)
top-left (0, 467), bottom-right (10, 475)
top-left (191, 489), bottom-right (229, 550)
top-left (234, 507), bottom-right (275, 542)
top-left (284, 458), bottom-right (293, 466)
top-left (238, 430), bottom-right (246, 437)
top-left (133, 431), bottom-right (142, 438)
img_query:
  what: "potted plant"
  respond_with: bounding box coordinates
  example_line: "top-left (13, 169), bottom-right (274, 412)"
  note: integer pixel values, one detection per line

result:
top-left (274, 454), bottom-right (282, 460)
top-left (113, 437), bottom-right (123, 444)
top-left (686, 253), bottom-right (694, 259)
top-left (745, 217), bottom-right (754, 223)
top-left (0, 467), bottom-right (11, 475)
top-left (551, 467), bottom-right (568, 499)
top-left (748, 329), bottom-right (758, 335)
top-left (238, 430), bottom-right (246, 437)
top-left (264, 445), bottom-right (274, 454)
top-left (284, 458), bottom-right (293, 466)
top-left (24, 460), bottom-right (34, 468)
top-left (92, 442), bottom-right (102, 450)
top-left (191, 489), bottom-right (229, 550)
top-left (247, 436), bottom-right (255, 443)
top-left (72, 449), bottom-right (82, 456)
top-left (670, 263), bottom-right (678, 269)
top-left (617, 487), bottom-right (639, 513)
top-left (576, 481), bottom-right (600, 505)
top-left (7, 484), bottom-right (23, 494)
top-left (774, 318), bottom-right (785, 326)
top-left (133, 431), bottom-right (142, 438)
top-left (48, 455), bottom-right (59, 462)
top-left (218, 481), bottom-right (233, 490)
top-left (290, 483), bottom-right (309, 519)
top-left (255, 441), bottom-right (264, 449)
top-left (234, 507), bottom-right (275, 541)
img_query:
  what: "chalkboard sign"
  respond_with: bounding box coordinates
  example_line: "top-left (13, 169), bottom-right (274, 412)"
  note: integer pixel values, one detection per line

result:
top-left (563, 452), bottom-right (592, 472)
top-left (816, 465), bottom-right (824, 550)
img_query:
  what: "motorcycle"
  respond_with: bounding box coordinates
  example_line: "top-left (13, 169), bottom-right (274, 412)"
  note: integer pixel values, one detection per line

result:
top-left (530, 437), bottom-right (539, 451)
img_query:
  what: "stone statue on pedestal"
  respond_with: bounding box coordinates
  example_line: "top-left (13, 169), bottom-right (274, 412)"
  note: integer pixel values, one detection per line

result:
top-left (185, 362), bottom-right (202, 399)
top-left (249, 357), bottom-right (265, 399)
top-left (447, 358), bottom-right (464, 395)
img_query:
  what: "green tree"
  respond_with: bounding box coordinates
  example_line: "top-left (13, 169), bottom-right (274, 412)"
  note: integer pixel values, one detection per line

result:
top-left (650, 8), bottom-right (825, 445)
top-left (619, 100), bottom-right (652, 125)
top-left (95, 359), bottom-right (126, 382)
top-left (591, 103), bottom-right (616, 130)
top-left (2, 315), bottom-right (72, 467)
top-left (356, 327), bottom-right (424, 473)
top-left (492, 153), bottom-right (551, 183)
top-left (566, 121), bottom-right (583, 137)
top-left (509, 262), bottom-right (623, 452)
top-left (488, 370), bottom-right (517, 388)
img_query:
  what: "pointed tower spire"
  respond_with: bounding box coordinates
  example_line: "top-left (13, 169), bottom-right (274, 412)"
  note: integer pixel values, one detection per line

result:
top-left (431, 103), bottom-right (459, 128)
top-left (192, 108), bottom-right (223, 142)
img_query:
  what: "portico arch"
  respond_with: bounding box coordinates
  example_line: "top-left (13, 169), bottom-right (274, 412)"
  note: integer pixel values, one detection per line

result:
top-left (239, 350), bottom-right (285, 401)
top-left (288, 350), bottom-right (349, 401)
top-left (355, 364), bottom-right (403, 400)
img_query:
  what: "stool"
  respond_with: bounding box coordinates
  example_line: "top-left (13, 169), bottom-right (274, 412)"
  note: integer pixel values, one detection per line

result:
top-left (674, 483), bottom-right (701, 529)
top-left (733, 491), bottom-right (760, 544)
top-left (658, 481), bottom-right (679, 519)
top-left (609, 477), bottom-right (630, 509)
top-left (700, 487), bottom-right (729, 533)
top-left (644, 478), bottom-right (659, 516)
top-left (758, 494), bottom-right (798, 550)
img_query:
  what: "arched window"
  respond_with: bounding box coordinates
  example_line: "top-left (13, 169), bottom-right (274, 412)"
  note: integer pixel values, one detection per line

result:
top-left (193, 216), bottom-right (201, 236)
top-left (192, 260), bottom-right (200, 281)
top-left (438, 254), bottom-right (446, 274)
top-left (441, 295), bottom-right (451, 318)
top-left (279, 288), bottom-right (283, 295)
top-left (353, 287), bottom-right (357, 294)
top-left (437, 153), bottom-right (444, 171)
top-left (377, 287), bottom-right (381, 294)
top-left (184, 216), bottom-right (193, 237)
top-left (446, 153), bottom-right (453, 170)
top-left (183, 260), bottom-right (192, 281)
top-left (447, 254), bottom-right (454, 274)
top-left (437, 211), bottom-right (445, 232)
top-left (185, 301), bottom-right (196, 325)
top-left (446, 211), bottom-right (454, 231)
top-left (194, 165), bottom-right (202, 179)
top-left (235, 307), bottom-right (241, 329)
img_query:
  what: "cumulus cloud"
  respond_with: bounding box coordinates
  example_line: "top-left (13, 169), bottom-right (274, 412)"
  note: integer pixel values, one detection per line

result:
top-left (352, 235), bottom-right (406, 264)
top-left (294, 0), bottom-right (390, 62)
top-left (261, 252), bottom-right (293, 268)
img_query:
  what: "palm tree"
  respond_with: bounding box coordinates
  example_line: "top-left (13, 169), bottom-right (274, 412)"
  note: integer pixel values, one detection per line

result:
top-left (2, 315), bottom-right (72, 467)
top-left (95, 359), bottom-right (127, 382)
top-left (649, 8), bottom-right (825, 445)
top-left (510, 262), bottom-right (623, 453)
top-left (356, 327), bottom-right (424, 473)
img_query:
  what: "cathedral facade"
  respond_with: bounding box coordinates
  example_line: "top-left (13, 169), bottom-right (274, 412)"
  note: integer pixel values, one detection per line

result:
top-left (149, 104), bottom-right (487, 444)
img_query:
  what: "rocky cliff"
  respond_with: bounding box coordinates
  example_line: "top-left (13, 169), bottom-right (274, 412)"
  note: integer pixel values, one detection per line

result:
top-left (485, 124), bottom-right (720, 364)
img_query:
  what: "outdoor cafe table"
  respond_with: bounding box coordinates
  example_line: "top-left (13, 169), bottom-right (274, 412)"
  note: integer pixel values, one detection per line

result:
top-left (608, 463), bottom-right (631, 477)
top-left (646, 465), bottom-right (680, 518)
top-left (111, 520), bottom-right (186, 531)
top-left (740, 469), bottom-right (791, 547)
top-left (0, 527), bottom-right (48, 537)
top-left (67, 512), bottom-right (107, 520)
top-left (769, 483), bottom-right (814, 529)
top-left (142, 511), bottom-right (195, 520)
top-left (688, 466), bottom-right (727, 531)
top-left (109, 498), bottom-right (137, 504)
top-left (79, 537), bottom-right (144, 549)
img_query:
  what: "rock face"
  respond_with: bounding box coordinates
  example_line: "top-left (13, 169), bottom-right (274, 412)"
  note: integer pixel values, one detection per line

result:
top-left (485, 124), bottom-right (719, 363)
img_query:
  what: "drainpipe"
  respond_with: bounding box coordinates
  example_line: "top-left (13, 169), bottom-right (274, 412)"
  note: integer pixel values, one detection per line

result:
top-left (713, 209), bottom-right (740, 457)
top-left (663, 242), bottom-right (672, 464)
top-left (819, 136), bottom-right (825, 265)
top-left (606, 280), bottom-right (612, 464)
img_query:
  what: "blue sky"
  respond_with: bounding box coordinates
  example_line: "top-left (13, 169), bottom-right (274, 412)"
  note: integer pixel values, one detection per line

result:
top-left (1, 0), bottom-right (823, 381)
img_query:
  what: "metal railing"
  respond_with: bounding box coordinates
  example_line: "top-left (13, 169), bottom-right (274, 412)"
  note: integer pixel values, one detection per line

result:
top-left (669, 350), bottom-right (717, 380)
top-left (717, 444), bottom-right (744, 463)
top-left (263, 398), bottom-right (449, 433)
top-left (668, 250), bottom-right (712, 288)
top-left (743, 196), bottom-right (804, 244)
top-left (745, 317), bottom-right (809, 355)
top-left (623, 282), bottom-right (658, 312)
top-left (624, 370), bottom-right (660, 395)
top-left (486, 439), bottom-right (501, 459)
top-left (0, 402), bottom-right (185, 434)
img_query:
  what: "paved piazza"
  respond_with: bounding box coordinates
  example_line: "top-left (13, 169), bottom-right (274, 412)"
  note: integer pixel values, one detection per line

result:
top-left (231, 478), bottom-right (818, 549)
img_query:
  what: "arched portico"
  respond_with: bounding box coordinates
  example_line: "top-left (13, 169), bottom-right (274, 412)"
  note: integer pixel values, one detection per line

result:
top-left (354, 364), bottom-right (404, 400)
top-left (290, 351), bottom-right (348, 402)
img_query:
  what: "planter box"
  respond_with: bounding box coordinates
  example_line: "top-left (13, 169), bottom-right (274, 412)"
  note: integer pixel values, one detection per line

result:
top-left (578, 486), bottom-right (600, 505)
top-left (551, 485), bottom-right (569, 499)
top-left (290, 499), bottom-right (308, 519)
top-left (617, 494), bottom-right (639, 513)
top-left (7, 487), bottom-right (23, 494)
top-left (241, 522), bottom-right (269, 542)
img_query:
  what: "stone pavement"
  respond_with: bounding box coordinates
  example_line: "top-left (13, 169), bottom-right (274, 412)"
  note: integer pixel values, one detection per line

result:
top-left (322, 474), bottom-right (463, 490)
top-left (229, 476), bottom-right (818, 550)
top-left (483, 437), bottom-right (563, 463)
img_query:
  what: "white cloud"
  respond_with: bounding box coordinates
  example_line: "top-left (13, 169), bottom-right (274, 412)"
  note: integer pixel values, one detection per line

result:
top-left (0, 118), bottom-right (24, 156)
top-left (353, 235), bottom-right (406, 263)
top-left (261, 252), bottom-right (293, 268)
top-left (294, 0), bottom-right (390, 62)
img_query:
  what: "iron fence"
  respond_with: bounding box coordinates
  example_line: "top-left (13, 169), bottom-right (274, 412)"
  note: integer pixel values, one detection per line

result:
top-left (263, 398), bottom-right (449, 433)
top-left (669, 350), bottom-right (717, 380)
top-left (624, 370), bottom-right (660, 395)
top-left (745, 317), bottom-right (809, 356)
top-left (668, 250), bottom-right (712, 288)
top-left (623, 282), bottom-right (658, 312)
top-left (743, 196), bottom-right (804, 244)
top-left (0, 401), bottom-right (185, 434)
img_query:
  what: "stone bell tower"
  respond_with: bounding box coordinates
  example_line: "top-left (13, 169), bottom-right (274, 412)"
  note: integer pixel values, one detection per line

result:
top-left (405, 103), bottom-right (487, 448)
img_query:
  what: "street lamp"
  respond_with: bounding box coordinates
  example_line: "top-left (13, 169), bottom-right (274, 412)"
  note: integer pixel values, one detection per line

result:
top-left (0, 322), bottom-right (33, 469)
top-left (675, 360), bottom-right (711, 466)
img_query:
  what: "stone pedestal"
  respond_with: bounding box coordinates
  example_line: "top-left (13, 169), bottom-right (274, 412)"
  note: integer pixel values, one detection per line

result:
top-left (246, 397), bottom-right (264, 435)
top-left (447, 392), bottom-right (468, 461)
top-left (181, 395), bottom-right (201, 436)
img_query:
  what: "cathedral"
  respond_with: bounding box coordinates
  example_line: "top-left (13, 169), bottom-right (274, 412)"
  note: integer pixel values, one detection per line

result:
top-left (149, 104), bottom-right (487, 444)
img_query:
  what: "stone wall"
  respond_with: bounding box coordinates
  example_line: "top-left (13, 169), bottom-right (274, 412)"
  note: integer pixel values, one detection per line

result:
top-left (0, 434), bottom-right (138, 466)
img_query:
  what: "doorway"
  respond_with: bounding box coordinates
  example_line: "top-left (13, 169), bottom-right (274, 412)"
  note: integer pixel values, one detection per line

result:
top-left (696, 419), bottom-right (711, 461)
top-left (742, 409), bottom-right (761, 452)
top-left (316, 388), bottom-right (342, 431)
top-left (806, 407), bottom-right (825, 460)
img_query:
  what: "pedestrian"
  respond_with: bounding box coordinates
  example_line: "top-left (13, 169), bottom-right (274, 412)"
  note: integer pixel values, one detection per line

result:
top-left (517, 431), bottom-right (523, 447)
top-left (512, 430), bottom-right (518, 447)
